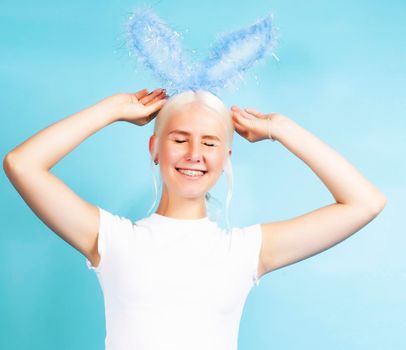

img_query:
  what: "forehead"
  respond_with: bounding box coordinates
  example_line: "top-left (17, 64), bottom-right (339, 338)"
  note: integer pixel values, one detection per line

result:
top-left (165, 103), bottom-right (226, 139)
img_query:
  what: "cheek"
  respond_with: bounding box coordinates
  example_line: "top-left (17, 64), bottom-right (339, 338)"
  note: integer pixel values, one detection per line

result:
top-left (207, 152), bottom-right (227, 171)
top-left (159, 144), bottom-right (181, 163)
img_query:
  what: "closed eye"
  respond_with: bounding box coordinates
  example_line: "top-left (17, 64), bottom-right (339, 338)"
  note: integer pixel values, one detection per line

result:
top-left (174, 140), bottom-right (216, 147)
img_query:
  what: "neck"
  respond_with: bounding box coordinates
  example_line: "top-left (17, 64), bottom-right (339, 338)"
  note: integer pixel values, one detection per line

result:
top-left (155, 187), bottom-right (207, 219)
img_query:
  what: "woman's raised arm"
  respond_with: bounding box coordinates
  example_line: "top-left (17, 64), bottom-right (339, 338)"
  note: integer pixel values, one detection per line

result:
top-left (230, 106), bottom-right (387, 276)
top-left (3, 88), bottom-right (167, 265)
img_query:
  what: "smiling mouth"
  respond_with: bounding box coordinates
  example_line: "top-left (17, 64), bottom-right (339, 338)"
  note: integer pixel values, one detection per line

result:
top-left (175, 168), bottom-right (208, 177)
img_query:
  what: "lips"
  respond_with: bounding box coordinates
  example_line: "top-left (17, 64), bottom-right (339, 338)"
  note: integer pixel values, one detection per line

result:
top-left (175, 167), bottom-right (208, 174)
top-left (175, 168), bottom-right (208, 180)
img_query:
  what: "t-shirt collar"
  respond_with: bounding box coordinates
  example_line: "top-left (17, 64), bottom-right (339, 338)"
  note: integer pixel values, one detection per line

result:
top-left (150, 212), bottom-right (212, 226)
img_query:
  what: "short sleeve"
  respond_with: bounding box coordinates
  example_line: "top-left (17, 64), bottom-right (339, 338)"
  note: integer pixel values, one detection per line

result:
top-left (230, 223), bottom-right (263, 288)
top-left (243, 223), bottom-right (263, 287)
top-left (85, 206), bottom-right (131, 273)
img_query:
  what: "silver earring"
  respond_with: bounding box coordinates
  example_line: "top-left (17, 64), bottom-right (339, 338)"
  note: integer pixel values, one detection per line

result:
top-left (154, 160), bottom-right (158, 165)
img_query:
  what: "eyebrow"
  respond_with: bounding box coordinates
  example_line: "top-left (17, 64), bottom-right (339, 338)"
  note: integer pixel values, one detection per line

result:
top-left (167, 129), bottom-right (221, 142)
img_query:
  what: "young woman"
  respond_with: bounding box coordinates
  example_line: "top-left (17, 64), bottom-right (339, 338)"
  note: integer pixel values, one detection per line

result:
top-left (3, 87), bottom-right (387, 349)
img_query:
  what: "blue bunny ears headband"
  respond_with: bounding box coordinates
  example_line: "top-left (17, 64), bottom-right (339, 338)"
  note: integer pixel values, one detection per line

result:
top-left (125, 5), bottom-right (280, 97)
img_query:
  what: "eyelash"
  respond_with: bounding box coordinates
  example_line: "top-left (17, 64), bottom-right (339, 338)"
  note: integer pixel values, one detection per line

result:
top-left (174, 140), bottom-right (216, 147)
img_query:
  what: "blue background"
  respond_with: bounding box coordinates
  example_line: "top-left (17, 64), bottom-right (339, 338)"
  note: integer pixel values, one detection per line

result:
top-left (1, 0), bottom-right (404, 349)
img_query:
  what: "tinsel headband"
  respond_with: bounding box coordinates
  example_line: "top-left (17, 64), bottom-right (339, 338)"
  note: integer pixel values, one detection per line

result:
top-left (125, 5), bottom-right (280, 97)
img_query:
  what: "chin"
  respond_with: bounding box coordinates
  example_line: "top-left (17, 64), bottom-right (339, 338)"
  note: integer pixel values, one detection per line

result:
top-left (178, 189), bottom-right (209, 199)
top-left (163, 169), bottom-right (219, 196)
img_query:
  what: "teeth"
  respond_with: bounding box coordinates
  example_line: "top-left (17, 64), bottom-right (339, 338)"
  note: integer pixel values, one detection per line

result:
top-left (177, 169), bottom-right (205, 177)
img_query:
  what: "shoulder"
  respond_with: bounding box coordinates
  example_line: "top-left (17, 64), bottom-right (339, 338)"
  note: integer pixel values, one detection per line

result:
top-left (229, 222), bottom-right (262, 237)
top-left (224, 222), bottom-right (262, 252)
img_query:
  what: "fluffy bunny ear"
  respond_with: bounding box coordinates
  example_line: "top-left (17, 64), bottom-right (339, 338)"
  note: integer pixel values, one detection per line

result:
top-left (125, 5), bottom-right (197, 96)
top-left (191, 13), bottom-right (280, 94)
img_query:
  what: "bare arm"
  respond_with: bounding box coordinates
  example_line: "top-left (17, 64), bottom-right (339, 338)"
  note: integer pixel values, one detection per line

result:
top-left (269, 115), bottom-right (387, 209)
top-left (3, 89), bottom-right (167, 266)
top-left (231, 108), bottom-right (387, 275)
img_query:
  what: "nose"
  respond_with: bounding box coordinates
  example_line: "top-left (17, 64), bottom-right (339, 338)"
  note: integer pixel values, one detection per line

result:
top-left (186, 139), bottom-right (203, 162)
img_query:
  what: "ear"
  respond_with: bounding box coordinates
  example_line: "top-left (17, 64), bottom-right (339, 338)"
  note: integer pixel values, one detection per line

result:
top-left (149, 134), bottom-right (157, 160)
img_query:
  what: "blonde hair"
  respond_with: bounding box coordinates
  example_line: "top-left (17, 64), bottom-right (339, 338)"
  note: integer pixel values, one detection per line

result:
top-left (147, 89), bottom-right (235, 230)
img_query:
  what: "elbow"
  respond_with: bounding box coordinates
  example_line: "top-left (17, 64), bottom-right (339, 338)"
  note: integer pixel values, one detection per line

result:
top-left (369, 193), bottom-right (388, 215)
top-left (3, 152), bottom-right (14, 174)
top-left (3, 152), bottom-right (24, 176)
top-left (347, 192), bottom-right (388, 217)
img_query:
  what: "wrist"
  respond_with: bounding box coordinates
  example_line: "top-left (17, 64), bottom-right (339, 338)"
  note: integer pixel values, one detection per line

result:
top-left (97, 94), bottom-right (127, 124)
top-left (267, 113), bottom-right (286, 142)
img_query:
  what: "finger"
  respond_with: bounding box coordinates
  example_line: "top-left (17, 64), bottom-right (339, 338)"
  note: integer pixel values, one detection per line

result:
top-left (145, 90), bottom-right (167, 105)
top-left (244, 108), bottom-right (265, 118)
top-left (134, 88), bottom-right (149, 99)
top-left (231, 105), bottom-right (242, 113)
top-left (232, 120), bottom-right (249, 138)
top-left (144, 95), bottom-right (168, 106)
top-left (232, 119), bottom-right (245, 133)
top-left (231, 111), bottom-right (252, 129)
top-left (239, 108), bottom-right (257, 120)
top-left (231, 106), bottom-right (253, 120)
top-left (140, 90), bottom-right (162, 105)
top-left (144, 98), bottom-right (168, 119)
top-left (233, 105), bottom-right (263, 120)
top-left (140, 88), bottom-right (165, 104)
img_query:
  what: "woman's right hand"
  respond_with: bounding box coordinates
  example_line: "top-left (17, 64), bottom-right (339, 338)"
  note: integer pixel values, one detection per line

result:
top-left (107, 88), bottom-right (168, 126)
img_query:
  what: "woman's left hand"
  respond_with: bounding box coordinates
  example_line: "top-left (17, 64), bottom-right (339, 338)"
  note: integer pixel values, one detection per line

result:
top-left (230, 105), bottom-right (282, 143)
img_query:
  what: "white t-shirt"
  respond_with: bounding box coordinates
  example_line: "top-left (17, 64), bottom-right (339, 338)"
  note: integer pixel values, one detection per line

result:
top-left (86, 206), bottom-right (263, 350)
